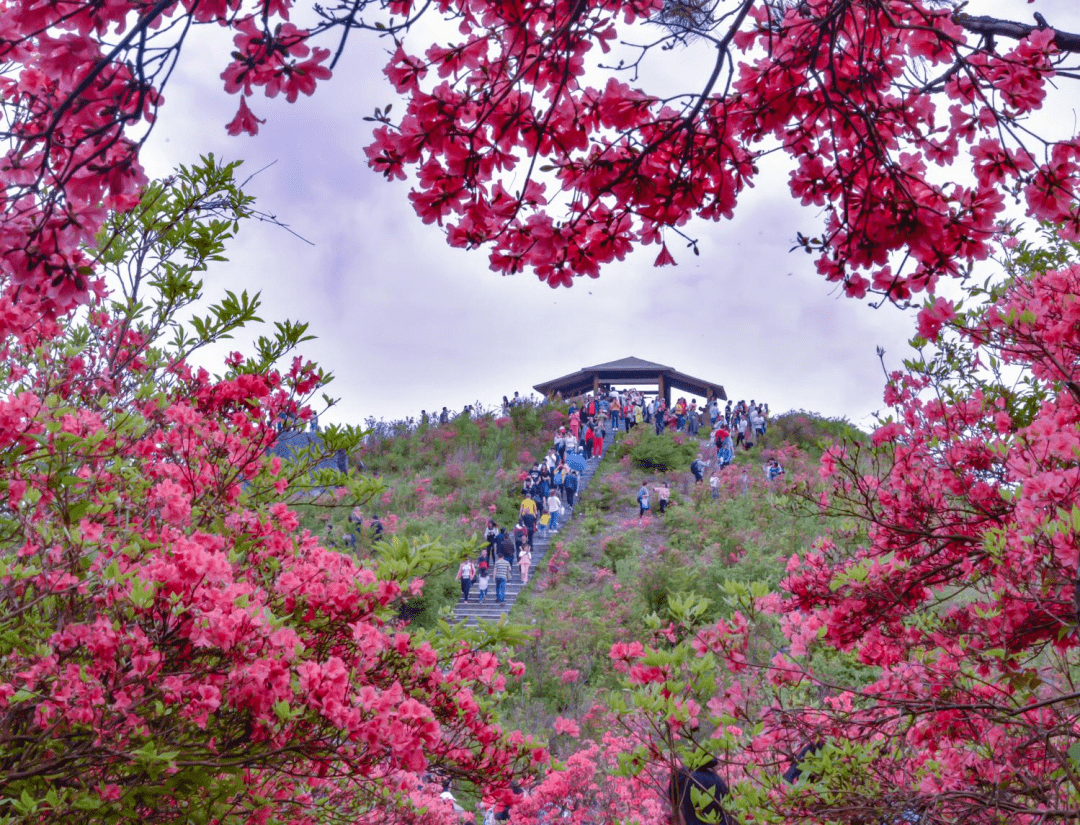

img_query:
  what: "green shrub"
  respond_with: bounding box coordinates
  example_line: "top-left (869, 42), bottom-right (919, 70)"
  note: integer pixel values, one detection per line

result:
top-left (768, 410), bottom-right (866, 458)
top-left (509, 403), bottom-right (545, 435)
top-left (589, 477), bottom-right (621, 512)
top-left (398, 568), bottom-right (461, 627)
top-left (623, 430), bottom-right (696, 472)
top-left (600, 533), bottom-right (636, 574)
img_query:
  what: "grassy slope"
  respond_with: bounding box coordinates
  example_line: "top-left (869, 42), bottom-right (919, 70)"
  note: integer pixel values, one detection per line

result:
top-left (502, 414), bottom-right (855, 748)
top-left (293, 404), bottom-right (569, 626)
top-left (328, 407), bottom-right (869, 755)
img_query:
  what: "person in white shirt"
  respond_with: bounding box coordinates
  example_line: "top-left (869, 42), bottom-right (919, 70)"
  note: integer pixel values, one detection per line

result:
top-left (457, 558), bottom-right (476, 602)
top-left (751, 407), bottom-right (766, 441)
top-left (545, 490), bottom-right (563, 532)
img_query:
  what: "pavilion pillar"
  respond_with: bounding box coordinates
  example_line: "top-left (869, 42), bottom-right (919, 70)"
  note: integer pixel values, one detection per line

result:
top-left (592, 374), bottom-right (599, 395)
top-left (657, 374), bottom-right (667, 406)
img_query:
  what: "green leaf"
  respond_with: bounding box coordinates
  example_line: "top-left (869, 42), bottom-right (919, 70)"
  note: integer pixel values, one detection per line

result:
top-left (1068, 742), bottom-right (1080, 768)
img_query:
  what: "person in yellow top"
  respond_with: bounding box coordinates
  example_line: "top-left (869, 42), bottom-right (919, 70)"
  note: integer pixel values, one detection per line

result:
top-left (520, 496), bottom-right (538, 542)
top-left (674, 397), bottom-right (688, 431)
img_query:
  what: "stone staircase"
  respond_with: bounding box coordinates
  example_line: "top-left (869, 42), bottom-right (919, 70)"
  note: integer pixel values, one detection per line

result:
top-left (452, 426), bottom-right (616, 627)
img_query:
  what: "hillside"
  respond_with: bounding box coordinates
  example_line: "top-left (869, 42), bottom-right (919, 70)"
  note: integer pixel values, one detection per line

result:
top-left (313, 403), bottom-right (872, 820)
top-left (293, 403), bottom-right (571, 626)
top-left (498, 413), bottom-right (866, 748)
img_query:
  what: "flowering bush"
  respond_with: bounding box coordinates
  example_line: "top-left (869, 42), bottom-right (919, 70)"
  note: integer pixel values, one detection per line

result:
top-left (0, 161), bottom-right (540, 823)
top-left (563, 232), bottom-right (1080, 823)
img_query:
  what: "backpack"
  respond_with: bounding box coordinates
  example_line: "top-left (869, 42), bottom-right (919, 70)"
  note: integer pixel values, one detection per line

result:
top-left (565, 472), bottom-right (578, 491)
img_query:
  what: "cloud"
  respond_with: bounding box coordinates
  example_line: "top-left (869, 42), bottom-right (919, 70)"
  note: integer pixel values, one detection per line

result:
top-left (135, 0), bottom-right (1079, 430)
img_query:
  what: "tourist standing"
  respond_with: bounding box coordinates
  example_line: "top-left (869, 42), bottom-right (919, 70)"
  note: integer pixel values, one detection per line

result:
top-left (638, 482), bottom-right (651, 518)
top-left (674, 397), bottom-right (687, 431)
top-left (564, 470), bottom-right (579, 508)
top-left (656, 481), bottom-right (671, 514)
top-left (348, 506), bottom-right (363, 542)
top-left (555, 427), bottom-right (568, 460)
top-left (457, 558), bottom-right (476, 602)
top-left (691, 455), bottom-right (706, 483)
top-left (545, 489), bottom-right (563, 533)
top-left (553, 459), bottom-right (567, 496)
top-left (514, 520), bottom-right (529, 556)
top-left (494, 555), bottom-right (511, 603)
top-left (519, 545), bottom-right (532, 584)
top-left (743, 414), bottom-right (755, 450)
top-left (520, 494), bottom-right (538, 543)
top-left (477, 562), bottom-right (490, 602)
top-left (765, 458), bottom-right (785, 481)
top-left (498, 526), bottom-right (514, 561)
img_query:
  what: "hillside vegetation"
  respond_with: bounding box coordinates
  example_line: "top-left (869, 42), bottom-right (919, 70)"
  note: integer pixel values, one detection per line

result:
top-left (294, 404), bottom-right (568, 626)
top-left (330, 407), bottom-right (869, 758)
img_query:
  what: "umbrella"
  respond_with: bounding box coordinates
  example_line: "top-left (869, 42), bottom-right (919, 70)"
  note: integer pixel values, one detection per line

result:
top-left (566, 453), bottom-right (587, 473)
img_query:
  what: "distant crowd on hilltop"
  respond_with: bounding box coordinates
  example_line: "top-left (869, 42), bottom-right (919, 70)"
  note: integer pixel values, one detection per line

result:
top-left (361, 396), bottom-right (539, 444)
top-left (350, 387), bottom-right (784, 590)
top-left (636, 396), bottom-right (784, 514)
top-left (415, 391), bottom-right (541, 431)
top-left (370, 388), bottom-right (776, 453)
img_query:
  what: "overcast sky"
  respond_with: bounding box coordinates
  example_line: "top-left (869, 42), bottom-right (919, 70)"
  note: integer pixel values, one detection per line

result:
top-left (139, 0), bottom-right (1080, 431)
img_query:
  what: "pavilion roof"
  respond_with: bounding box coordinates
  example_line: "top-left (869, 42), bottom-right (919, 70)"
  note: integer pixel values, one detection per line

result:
top-left (533, 356), bottom-right (726, 401)
top-left (582, 356), bottom-right (674, 372)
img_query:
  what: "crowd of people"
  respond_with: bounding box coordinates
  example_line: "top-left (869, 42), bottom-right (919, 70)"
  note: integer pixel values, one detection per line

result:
top-left (709, 398), bottom-right (770, 455)
top-left (417, 391), bottom-right (543, 429)
top-left (445, 389), bottom-right (784, 601)
top-left (322, 508), bottom-right (382, 550)
top-left (455, 397), bottom-right (612, 605)
top-left (572, 392), bottom-right (774, 452)
top-left (631, 396), bottom-right (784, 513)
top-left (443, 390), bottom-right (786, 541)
top-left (708, 399), bottom-right (785, 489)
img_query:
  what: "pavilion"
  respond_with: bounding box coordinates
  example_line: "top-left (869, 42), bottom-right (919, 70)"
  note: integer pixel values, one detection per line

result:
top-left (533, 356), bottom-right (726, 406)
